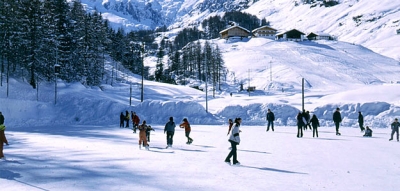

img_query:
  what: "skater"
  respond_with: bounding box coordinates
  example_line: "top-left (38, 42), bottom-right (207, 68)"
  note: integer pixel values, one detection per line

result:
top-left (333, 108), bottom-right (342, 135)
top-left (138, 120), bottom-right (150, 150)
top-left (180, 118), bottom-right (193, 144)
top-left (358, 111), bottom-right (365, 132)
top-left (389, 118), bottom-right (400, 141)
top-left (225, 118), bottom-right (242, 165)
top-left (310, 114), bottom-right (320, 138)
top-left (125, 111), bottom-right (130, 128)
top-left (266, 109), bottom-right (275, 131)
top-left (164, 117), bottom-right (176, 148)
top-left (305, 111), bottom-right (312, 130)
top-left (146, 125), bottom-right (155, 142)
top-left (296, 112), bottom-right (304, 138)
top-left (131, 112), bottom-right (140, 133)
top-left (363, 126), bottom-right (373, 137)
top-left (0, 112), bottom-right (8, 159)
top-left (119, 112), bottom-right (125, 128)
top-left (227, 119), bottom-right (233, 135)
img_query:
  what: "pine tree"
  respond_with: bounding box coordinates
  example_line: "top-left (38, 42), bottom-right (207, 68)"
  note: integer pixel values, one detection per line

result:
top-left (155, 47), bottom-right (164, 82)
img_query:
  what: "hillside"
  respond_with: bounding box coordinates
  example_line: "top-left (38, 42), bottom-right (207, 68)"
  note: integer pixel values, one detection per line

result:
top-left (77, 0), bottom-right (400, 60)
top-left (1, 37), bottom-right (399, 128)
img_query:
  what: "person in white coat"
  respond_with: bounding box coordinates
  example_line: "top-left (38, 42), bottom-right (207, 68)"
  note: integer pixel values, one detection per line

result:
top-left (225, 118), bottom-right (242, 165)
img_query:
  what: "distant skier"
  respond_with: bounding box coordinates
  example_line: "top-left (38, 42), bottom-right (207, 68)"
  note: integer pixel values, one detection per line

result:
top-left (227, 119), bottom-right (233, 135)
top-left (125, 111), bottom-right (130, 128)
top-left (266, 109), bottom-right (275, 132)
top-left (333, 108), bottom-right (342, 135)
top-left (389, 118), bottom-right (399, 141)
top-left (164, 117), bottom-right (176, 148)
top-left (358, 111), bottom-right (365, 132)
top-left (120, 112), bottom-right (125, 128)
top-left (296, 112), bottom-right (304, 138)
top-left (363, 126), bottom-right (373, 137)
top-left (310, 114), bottom-right (320, 138)
top-left (179, 118), bottom-right (193, 144)
top-left (138, 120), bottom-right (150, 150)
top-left (131, 111), bottom-right (140, 133)
top-left (0, 111), bottom-right (9, 159)
top-left (225, 117), bottom-right (242, 165)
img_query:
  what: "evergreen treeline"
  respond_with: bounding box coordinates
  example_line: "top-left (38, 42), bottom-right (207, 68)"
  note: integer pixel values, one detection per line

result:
top-left (0, 0), bottom-right (154, 87)
top-left (0, 0), bottom-right (227, 91)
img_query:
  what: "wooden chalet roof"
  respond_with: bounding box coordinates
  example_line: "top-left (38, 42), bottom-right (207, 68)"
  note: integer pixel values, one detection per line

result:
top-left (219, 25), bottom-right (250, 34)
top-left (276, 29), bottom-right (306, 38)
top-left (251, 26), bottom-right (278, 33)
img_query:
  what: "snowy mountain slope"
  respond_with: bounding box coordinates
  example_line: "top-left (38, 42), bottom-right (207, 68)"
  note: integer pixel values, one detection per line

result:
top-left (76, 0), bottom-right (400, 60)
top-left (1, 37), bottom-right (399, 128)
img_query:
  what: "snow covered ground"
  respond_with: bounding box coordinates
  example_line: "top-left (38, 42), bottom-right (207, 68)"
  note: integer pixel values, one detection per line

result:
top-left (1, 125), bottom-right (399, 191)
top-left (1, 37), bottom-right (400, 190)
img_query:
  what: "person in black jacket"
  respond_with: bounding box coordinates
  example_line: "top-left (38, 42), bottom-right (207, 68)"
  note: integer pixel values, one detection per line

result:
top-left (266, 109), bottom-right (275, 132)
top-left (310, 114), bottom-right (320, 138)
top-left (296, 112), bottom-right (304, 138)
top-left (119, 112), bottom-right (125, 128)
top-left (358, 111), bottom-right (365, 132)
top-left (333, 108), bottom-right (342, 135)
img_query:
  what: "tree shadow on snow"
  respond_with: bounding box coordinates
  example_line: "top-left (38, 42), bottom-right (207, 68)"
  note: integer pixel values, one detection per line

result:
top-left (240, 165), bottom-right (307, 175)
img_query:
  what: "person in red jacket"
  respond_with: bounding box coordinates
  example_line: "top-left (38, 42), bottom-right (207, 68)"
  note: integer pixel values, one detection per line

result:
top-left (131, 111), bottom-right (140, 133)
top-left (180, 118), bottom-right (193, 144)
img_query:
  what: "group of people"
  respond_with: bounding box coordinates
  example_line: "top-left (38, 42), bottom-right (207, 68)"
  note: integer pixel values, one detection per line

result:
top-left (164, 116), bottom-right (194, 148)
top-left (265, 108), bottom-right (400, 140)
top-left (120, 111), bottom-right (140, 133)
top-left (119, 112), bottom-right (194, 150)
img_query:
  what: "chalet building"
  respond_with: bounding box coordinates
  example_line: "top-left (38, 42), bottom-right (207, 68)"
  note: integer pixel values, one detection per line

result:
top-left (276, 29), bottom-right (306, 41)
top-left (252, 26), bottom-right (278, 39)
top-left (307, 32), bottom-right (333, 40)
top-left (219, 25), bottom-right (250, 39)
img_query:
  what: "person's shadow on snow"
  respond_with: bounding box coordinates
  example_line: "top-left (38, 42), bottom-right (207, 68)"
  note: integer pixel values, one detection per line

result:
top-left (0, 169), bottom-right (22, 180)
top-left (239, 165), bottom-right (308, 175)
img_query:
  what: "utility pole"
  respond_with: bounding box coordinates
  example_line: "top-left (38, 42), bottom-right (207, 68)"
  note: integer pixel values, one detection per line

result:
top-left (248, 69), bottom-right (251, 97)
top-left (205, 50), bottom-right (208, 113)
top-left (302, 78), bottom-right (304, 111)
top-left (270, 60), bottom-right (272, 81)
top-left (141, 42), bottom-right (145, 102)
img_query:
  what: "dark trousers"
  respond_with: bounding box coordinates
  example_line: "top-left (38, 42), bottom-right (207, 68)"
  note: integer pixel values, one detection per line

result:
top-left (120, 120), bottom-right (124, 128)
top-left (146, 131), bottom-right (150, 142)
top-left (390, 128), bottom-right (399, 140)
top-left (312, 125), bottom-right (318, 137)
top-left (225, 140), bottom-right (238, 163)
top-left (359, 123), bottom-right (365, 131)
top-left (133, 124), bottom-right (138, 133)
top-left (125, 119), bottom-right (129, 127)
top-left (185, 131), bottom-right (193, 143)
top-left (297, 124), bottom-right (303, 137)
top-left (166, 131), bottom-right (174, 146)
top-left (267, 121), bottom-right (274, 131)
top-left (334, 122), bottom-right (340, 133)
